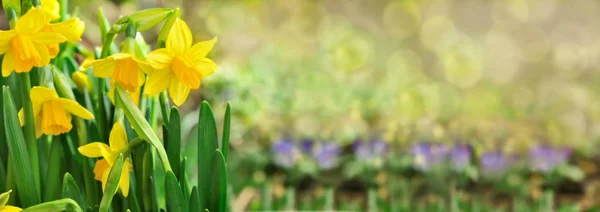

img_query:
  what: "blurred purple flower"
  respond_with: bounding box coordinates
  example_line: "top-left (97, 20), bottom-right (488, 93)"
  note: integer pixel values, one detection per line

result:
top-left (299, 138), bottom-right (314, 154)
top-left (353, 139), bottom-right (389, 160)
top-left (480, 151), bottom-right (513, 176)
top-left (529, 145), bottom-right (572, 173)
top-left (411, 143), bottom-right (450, 171)
top-left (272, 139), bottom-right (299, 168)
top-left (312, 143), bottom-right (342, 170)
top-left (451, 144), bottom-right (472, 170)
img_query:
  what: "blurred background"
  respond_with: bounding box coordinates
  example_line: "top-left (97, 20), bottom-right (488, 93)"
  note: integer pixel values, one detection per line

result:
top-left (70, 0), bottom-right (600, 210)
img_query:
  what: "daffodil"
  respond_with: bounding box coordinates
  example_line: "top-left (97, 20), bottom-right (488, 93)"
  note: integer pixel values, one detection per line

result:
top-left (42, 17), bottom-right (85, 58)
top-left (78, 122), bottom-right (133, 197)
top-left (84, 53), bottom-right (150, 92)
top-left (0, 190), bottom-right (21, 212)
top-left (41, 0), bottom-right (60, 21)
top-left (0, 7), bottom-right (66, 77)
top-left (145, 18), bottom-right (217, 106)
top-left (18, 86), bottom-right (94, 138)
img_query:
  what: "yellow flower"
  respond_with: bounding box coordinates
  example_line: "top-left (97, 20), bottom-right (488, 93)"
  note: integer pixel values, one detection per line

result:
top-left (0, 7), bottom-right (66, 77)
top-left (84, 53), bottom-right (150, 92)
top-left (145, 18), bottom-right (217, 106)
top-left (0, 190), bottom-right (21, 212)
top-left (72, 71), bottom-right (91, 92)
top-left (78, 122), bottom-right (133, 197)
top-left (18, 86), bottom-right (94, 138)
top-left (41, 0), bottom-right (60, 21)
top-left (42, 17), bottom-right (85, 58)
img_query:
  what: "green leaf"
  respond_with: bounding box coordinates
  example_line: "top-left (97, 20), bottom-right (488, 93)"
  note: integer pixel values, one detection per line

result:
top-left (221, 103), bottom-right (231, 161)
top-left (116, 86), bottom-right (172, 172)
top-left (2, 86), bottom-right (40, 207)
top-left (99, 153), bottom-right (124, 212)
top-left (167, 107), bottom-right (181, 179)
top-left (180, 157), bottom-right (190, 205)
top-left (209, 150), bottom-right (227, 212)
top-left (165, 171), bottom-right (187, 212)
top-left (62, 173), bottom-right (86, 210)
top-left (115, 8), bottom-right (173, 32)
top-left (43, 137), bottom-right (63, 202)
top-left (197, 102), bottom-right (219, 211)
top-left (189, 186), bottom-right (200, 212)
top-left (0, 190), bottom-right (11, 207)
top-left (142, 148), bottom-right (155, 211)
top-left (22, 198), bottom-right (83, 212)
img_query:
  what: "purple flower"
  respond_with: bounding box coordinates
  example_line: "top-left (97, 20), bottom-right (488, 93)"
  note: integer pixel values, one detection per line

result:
top-left (272, 139), bottom-right (299, 168)
top-left (353, 139), bottom-right (389, 160)
top-left (451, 144), bottom-right (472, 170)
top-left (411, 143), bottom-right (450, 171)
top-left (312, 143), bottom-right (342, 170)
top-left (480, 151), bottom-right (513, 176)
top-left (299, 139), bottom-right (314, 154)
top-left (529, 145), bottom-right (572, 173)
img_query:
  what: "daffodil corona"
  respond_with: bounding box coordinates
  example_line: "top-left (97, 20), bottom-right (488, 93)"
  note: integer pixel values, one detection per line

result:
top-left (0, 7), bottom-right (66, 77)
top-left (78, 122), bottom-right (133, 197)
top-left (145, 18), bottom-right (217, 106)
top-left (85, 53), bottom-right (150, 92)
top-left (18, 86), bottom-right (94, 138)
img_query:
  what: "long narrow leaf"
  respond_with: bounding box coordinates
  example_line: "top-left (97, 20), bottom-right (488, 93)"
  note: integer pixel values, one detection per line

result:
top-left (22, 198), bottom-right (83, 212)
top-left (99, 154), bottom-right (124, 212)
top-left (167, 107), bottom-right (181, 179)
top-left (188, 186), bottom-right (200, 212)
top-left (165, 171), bottom-right (187, 212)
top-left (2, 86), bottom-right (40, 207)
top-left (62, 173), bottom-right (86, 210)
top-left (43, 137), bottom-right (63, 202)
top-left (222, 103), bottom-right (231, 161)
top-left (180, 157), bottom-right (190, 204)
top-left (209, 150), bottom-right (228, 212)
top-left (197, 101), bottom-right (218, 210)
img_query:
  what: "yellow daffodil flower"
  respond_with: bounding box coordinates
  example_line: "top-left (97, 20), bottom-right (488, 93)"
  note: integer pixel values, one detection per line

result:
top-left (72, 71), bottom-right (91, 92)
top-left (43, 17), bottom-right (85, 58)
top-left (18, 86), bottom-right (94, 138)
top-left (78, 122), bottom-right (133, 197)
top-left (0, 190), bottom-right (21, 212)
top-left (145, 18), bottom-right (217, 106)
top-left (41, 0), bottom-right (60, 21)
top-left (0, 7), bottom-right (67, 77)
top-left (84, 53), bottom-right (151, 92)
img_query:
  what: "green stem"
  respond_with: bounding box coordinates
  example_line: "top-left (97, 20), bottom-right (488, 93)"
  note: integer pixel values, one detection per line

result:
top-left (19, 72), bottom-right (41, 198)
top-left (367, 187), bottom-right (378, 212)
top-left (123, 138), bottom-right (145, 157)
top-left (30, 0), bottom-right (41, 7)
top-left (284, 186), bottom-right (295, 211)
top-left (323, 186), bottom-right (335, 211)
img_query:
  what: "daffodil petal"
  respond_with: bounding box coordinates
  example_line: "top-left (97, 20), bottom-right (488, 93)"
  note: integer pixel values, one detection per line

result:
top-left (2, 51), bottom-right (14, 77)
top-left (100, 147), bottom-right (116, 166)
top-left (145, 70), bottom-right (171, 96)
top-left (16, 7), bottom-right (48, 33)
top-left (119, 165), bottom-right (130, 197)
top-left (35, 114), bottom-right (42, 139)
top-left (49, 18), bottom-right (85, 42)
top-left (195, 58), bottom-right (217, 77)
top-left (145, 48), bottom-right (172, 71)
top-left (88, 58), bottom-right (116, 78)
top-left (166, 18), bottom-right (192, 55)
top-left (18, 109), bottom-right (24, 126)
top-left (78, 142), bottom-right (111, 158)
top-left (93, 159), bottom-right (110, 181)
top-left (1, 205), bottom-right (23, 212)
top-left (32, 43), bottom-right (51, 66)
top-left (169, 79), bottom-right (190, 106)
top-left (186, 37), bottom-right (217, 62)
top-left (57, 98), bottom-right (94, 120)
top-left (0, 30), bottom-right (16, 54)
top-left (30, 86), bottom-right (59, 105)
top-left (101, 165), bottom-right (110, 192)
top-left (109, 122), bottom-right (128, 152)
top-left (41, 0), bottom-right (60, 21)
top-left (29, 32), bottom-right (66, 44)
